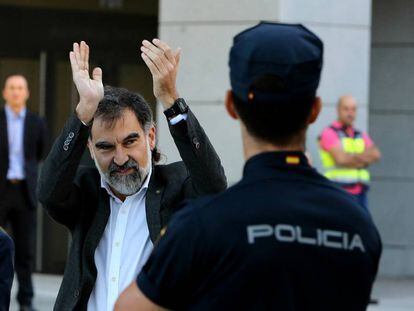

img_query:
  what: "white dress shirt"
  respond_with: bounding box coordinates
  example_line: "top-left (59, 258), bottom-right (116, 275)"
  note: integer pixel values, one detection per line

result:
top-left (5, 104), bottom-right (26, 180)
top-left (87, 167), bottom-right (154, 311)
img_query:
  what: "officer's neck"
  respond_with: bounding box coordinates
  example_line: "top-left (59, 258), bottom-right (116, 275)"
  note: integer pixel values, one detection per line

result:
top-left (241, 126), bottom-right (305, 161)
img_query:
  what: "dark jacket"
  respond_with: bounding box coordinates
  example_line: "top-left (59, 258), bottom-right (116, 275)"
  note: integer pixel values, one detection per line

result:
top-left (37, 110), bottom-right (227, 310)
top-left (0, 107), bottom-right (47, 208)
top-left (0, 228), bottom-right (14, 311)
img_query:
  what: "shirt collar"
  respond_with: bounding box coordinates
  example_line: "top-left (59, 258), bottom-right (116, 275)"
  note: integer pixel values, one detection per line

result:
top-left (332, 121), bottom-right (357, 137)
top-left (243, 151), bottom-right (311, 179)
top-left (100, 164), bottom-right (153, 202)
top-left (332, 120), bottom-right (353, 130)
top-left (5, 104), bottom-right (26, 119)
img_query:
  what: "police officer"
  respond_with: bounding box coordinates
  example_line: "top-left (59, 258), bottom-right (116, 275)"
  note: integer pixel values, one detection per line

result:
top-left (115, 22), bottom-right (382, 311)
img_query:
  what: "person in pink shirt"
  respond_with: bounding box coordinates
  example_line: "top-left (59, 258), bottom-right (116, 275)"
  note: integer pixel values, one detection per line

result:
top-left (319, 95), bottom-right (381, 210)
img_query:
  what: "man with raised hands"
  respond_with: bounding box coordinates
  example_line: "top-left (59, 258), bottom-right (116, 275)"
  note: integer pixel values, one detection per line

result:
top-left (37, 40), bottom-right (226, 311)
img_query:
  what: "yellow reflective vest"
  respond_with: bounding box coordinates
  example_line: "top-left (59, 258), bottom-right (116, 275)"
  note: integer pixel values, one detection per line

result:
top-left (319, 126), bottom-right (370, 186)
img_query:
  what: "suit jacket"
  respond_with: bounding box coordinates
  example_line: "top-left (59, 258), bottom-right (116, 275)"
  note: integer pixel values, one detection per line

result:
top-left (37, 109), bottom-right (227, 310)
top-left (0, 107), bottom-right (47, 208)
top-left (0, 228), bottom-right (14, 311)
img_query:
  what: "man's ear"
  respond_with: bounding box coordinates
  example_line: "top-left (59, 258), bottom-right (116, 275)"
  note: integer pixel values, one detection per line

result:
top-left (87, 139), bottom-right (95, 160)
top-left (308, 96), bottom-right (322, 124)
top-left (148, 125), bottom-right (156, 150)
top-left (225, 90), bottom-right (239, 120)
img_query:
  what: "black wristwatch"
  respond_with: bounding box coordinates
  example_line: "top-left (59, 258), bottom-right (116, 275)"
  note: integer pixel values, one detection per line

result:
top-left (163, 98), bottom-right (189, 120)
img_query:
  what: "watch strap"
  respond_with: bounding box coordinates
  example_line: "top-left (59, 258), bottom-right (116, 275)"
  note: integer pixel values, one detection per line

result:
top-left (164, 98), bottom-right (189, 120)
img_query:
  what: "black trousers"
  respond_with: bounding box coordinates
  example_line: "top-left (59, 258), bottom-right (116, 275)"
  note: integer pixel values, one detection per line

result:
top-left (0, 181), bottom-right (35, 306)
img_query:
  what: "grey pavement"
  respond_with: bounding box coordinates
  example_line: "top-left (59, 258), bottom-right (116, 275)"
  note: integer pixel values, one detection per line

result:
top-left (10, 274), bottom-right (61, 311)
top-left (9, 274), bottom-right (414, 310)
top-left (368, 278), bottom-right (414, 311)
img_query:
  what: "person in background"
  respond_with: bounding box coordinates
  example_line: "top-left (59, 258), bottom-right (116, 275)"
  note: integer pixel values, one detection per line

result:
top-left (319, 95), bottom-right (381, 210)
top-left (0, 74), bottom-right (47, 311)
top-left (37, 40), bottom-right (226, 311)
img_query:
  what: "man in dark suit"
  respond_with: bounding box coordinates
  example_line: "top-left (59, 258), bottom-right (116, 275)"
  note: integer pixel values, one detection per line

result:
top-left (0, 74), bottom-right (47, 311)
top-left (0, 227), bottom-right (14, 311)
top-left (37, 40), bottom-right (226, 311)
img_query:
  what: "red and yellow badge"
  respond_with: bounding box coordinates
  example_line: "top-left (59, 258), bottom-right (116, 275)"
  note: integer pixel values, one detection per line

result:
top-left (286, 155), bottom-right (300, 165)
top-left (248, 92), bottom-right (255, 101)
top-left (160, 226), bottom-right (167, 237)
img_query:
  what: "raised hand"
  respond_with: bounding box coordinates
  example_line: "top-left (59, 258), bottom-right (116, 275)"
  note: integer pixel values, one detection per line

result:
top-left (70, 41), bottom-right (104, 124)
top-left (140, 39), bottom-right (181, 109)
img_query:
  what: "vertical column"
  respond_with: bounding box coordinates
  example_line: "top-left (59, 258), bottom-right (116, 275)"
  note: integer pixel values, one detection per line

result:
top-left (370, 0), bottom-right (414, 277)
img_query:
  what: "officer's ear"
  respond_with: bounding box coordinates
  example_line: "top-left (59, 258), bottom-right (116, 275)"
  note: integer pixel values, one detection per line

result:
top-left (225, 90), bottom-right (239, 120)
top-left (308, 96), bottom-right (322, 124)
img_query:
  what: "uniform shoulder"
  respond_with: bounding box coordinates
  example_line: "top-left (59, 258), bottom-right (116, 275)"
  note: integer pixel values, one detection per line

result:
top-left (167, 191), bottom-right (223, 226)
top-left (320, 125), bottom-right (337, 137)
top-left (186, 180), bottom-right (247, 212)
top-left (319, 125), bottom-right (341, 150)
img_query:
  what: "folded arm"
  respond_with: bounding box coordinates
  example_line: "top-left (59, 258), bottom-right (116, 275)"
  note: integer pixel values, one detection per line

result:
top-left (358, 145), bottom-right (381, 165)
top-left (328, 146), bottom-right (367, 168)
top-left (328, 144), bottom-right (381, 168)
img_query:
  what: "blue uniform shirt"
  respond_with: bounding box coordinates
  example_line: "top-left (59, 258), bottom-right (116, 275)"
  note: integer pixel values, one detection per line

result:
top-left (137, 151), bottom-right (382, 311)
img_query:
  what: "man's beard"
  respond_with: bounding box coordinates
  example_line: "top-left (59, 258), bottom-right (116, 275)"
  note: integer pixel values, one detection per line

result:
top-left (92, 142), bottom-right (152, 196)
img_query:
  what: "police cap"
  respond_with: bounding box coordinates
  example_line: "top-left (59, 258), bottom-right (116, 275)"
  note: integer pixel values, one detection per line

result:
top-left (229, 22), bottom-right (323, 104)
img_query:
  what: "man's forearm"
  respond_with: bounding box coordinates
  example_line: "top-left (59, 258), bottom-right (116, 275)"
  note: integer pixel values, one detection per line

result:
top-left (169, 109), bottom-right (227, 195)
top-left (359, 147), bottom-right (381, 165)
top-left (336, 153), bottom-right (367, 168)
top-left (37, 114), bottom-right (89, 226)
top-left (139, 39), bottom-right (226, 195)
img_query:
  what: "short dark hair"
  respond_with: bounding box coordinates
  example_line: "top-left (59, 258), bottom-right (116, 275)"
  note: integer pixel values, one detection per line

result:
top-left (232, 75), bottom-right (315, 147)
top-left (92, 86), bottom-right (161, 162)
